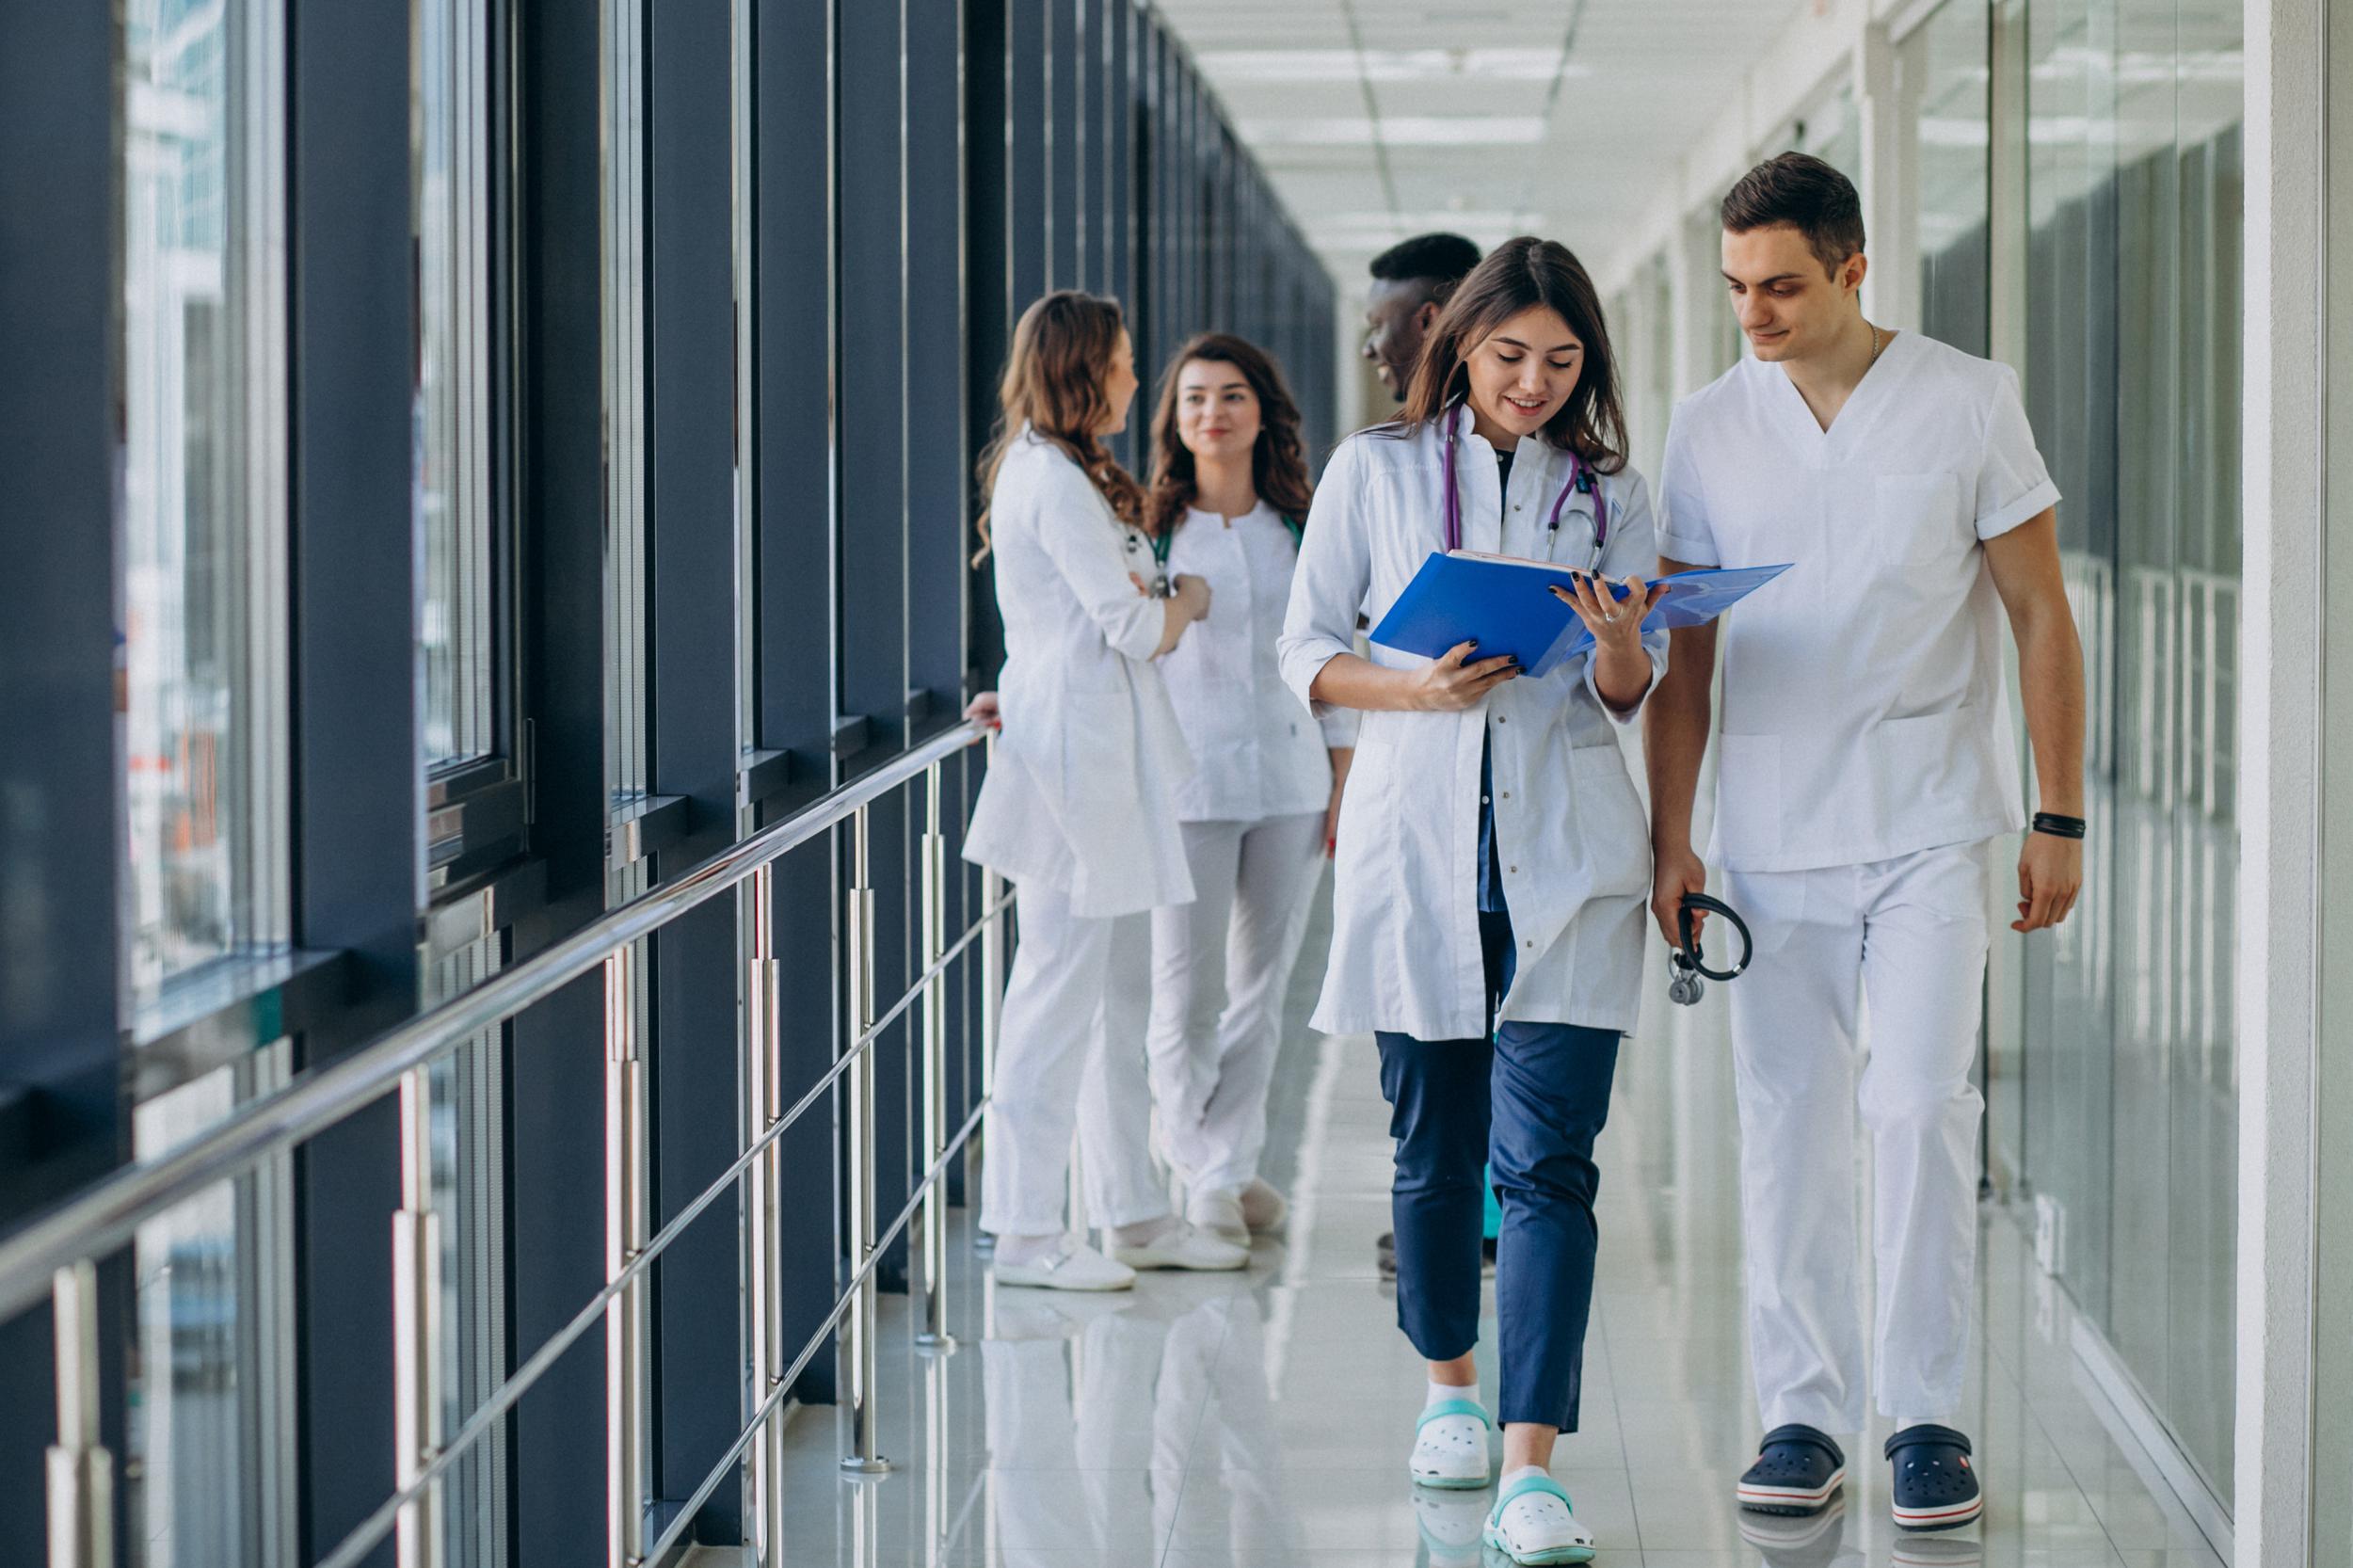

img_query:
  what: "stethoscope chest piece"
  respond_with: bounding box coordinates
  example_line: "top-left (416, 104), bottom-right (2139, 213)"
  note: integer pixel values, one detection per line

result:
top-left (1668, 892), bottom-right (1753, 1007)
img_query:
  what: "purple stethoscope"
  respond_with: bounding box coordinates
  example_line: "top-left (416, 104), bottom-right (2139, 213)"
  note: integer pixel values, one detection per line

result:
top-left (1438, 401), bottom-right (1609, 570)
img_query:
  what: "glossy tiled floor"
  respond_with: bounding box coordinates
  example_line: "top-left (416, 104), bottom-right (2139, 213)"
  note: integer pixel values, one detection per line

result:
top-left (737, 888), bottom-right (2229, 1568)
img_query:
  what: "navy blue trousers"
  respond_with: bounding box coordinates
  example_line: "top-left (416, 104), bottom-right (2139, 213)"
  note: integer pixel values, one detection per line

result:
top-left (1376, 908), bottom-right (1620, 1431)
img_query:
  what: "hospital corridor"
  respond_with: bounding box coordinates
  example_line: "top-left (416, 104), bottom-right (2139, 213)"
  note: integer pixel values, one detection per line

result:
top-left (0, 0), bottom-right (2339, 1566)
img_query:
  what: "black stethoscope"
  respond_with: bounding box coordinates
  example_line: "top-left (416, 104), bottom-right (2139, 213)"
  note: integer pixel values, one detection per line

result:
top-left (1667, 893), bottom-right (1753, 1006)
top-left (1438, 401), bottom-right (1609, 570)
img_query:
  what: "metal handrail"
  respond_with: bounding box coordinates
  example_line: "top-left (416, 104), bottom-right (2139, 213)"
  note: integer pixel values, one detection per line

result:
top-left (0, 720), bottom-right (987, 1325)
top-left (312, 899), bottom-right (1009, 1568)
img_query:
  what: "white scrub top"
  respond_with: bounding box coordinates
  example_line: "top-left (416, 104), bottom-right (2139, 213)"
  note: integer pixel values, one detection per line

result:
top-left (1655, 331), bottom-right (2060, 875)
top-left (1278, 411), bottom-right (1670, 1042)
top-left (963, 430), bottom-right (1196, 918)
top-left (1158, 500), bottom-right (1356, 824)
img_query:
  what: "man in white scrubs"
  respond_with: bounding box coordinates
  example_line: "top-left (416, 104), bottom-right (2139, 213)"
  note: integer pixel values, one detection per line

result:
top-left (1645, 153), bottom-right (2086, 1533)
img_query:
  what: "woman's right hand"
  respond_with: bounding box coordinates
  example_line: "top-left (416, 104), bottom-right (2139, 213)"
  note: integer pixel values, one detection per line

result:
top-left (1403, 640), bottom-right (1518, 711)
top-left (964, 691), bottom-right (1001, 731)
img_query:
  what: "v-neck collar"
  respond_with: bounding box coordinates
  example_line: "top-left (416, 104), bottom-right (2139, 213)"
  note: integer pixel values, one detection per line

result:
top-left (1767, 328), bottom-right (1913, 449)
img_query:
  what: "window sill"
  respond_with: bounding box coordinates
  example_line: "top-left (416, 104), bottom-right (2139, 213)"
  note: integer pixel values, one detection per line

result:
top-left (129, 948), bottom-right (350, 1105)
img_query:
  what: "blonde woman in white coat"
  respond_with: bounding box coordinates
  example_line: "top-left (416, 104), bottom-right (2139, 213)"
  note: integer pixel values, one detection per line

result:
top-left (1277, 239), bottom-right (1669, 1566)
top-left (1130, 332), bottom-right (1355, 1248)
top-left (963, 292), bottom-right (1251, 1291)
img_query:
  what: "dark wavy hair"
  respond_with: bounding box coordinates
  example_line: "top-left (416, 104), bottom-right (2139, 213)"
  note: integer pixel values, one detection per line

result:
top-left (1393, 235), bottom-right (1628, 474)
top-left (1144, 333), bottom-right (1316, 537)
top-left (974, 291), bottom-right (1147, 562)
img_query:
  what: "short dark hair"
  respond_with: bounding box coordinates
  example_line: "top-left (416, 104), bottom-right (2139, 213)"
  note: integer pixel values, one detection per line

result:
top-left (1721, 152), bottom-right (1865, 275)
top-left (1368, 232), bottom-right (1482, 293)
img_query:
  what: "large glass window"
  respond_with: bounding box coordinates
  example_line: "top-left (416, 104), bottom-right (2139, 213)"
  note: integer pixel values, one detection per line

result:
top-left (121, 0), bottom-right (289, 1003)
top-left (416, 0), bottom-right (500, 770)
top-left (2019, 0), bottom-right (2243, 1504)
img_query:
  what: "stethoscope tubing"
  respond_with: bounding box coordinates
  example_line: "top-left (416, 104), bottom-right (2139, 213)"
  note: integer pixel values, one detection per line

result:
top-left (1439, 402), bottom-right (1608, 570)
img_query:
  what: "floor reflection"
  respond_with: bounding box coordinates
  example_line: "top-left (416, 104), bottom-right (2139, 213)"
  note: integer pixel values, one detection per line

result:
top-left (755, 888), bottom-right (2228, 1568)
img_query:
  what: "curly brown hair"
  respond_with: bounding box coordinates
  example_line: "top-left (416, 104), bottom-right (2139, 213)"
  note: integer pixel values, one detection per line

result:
top-left (974, 292), bottom-right (1148, 562)
top-left (1144, 333), bottom-right (1316, 538)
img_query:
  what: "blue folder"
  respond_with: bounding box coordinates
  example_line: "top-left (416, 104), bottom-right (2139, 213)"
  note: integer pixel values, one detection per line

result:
top-left (1368, 554), bottom-right (1793, 680)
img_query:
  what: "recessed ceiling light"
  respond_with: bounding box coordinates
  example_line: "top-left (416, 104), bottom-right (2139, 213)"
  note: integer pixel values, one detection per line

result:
top-left (1239, 116), bottom-right (1547, 146)
top-left (1193, 48), bottom-right (1582, 83)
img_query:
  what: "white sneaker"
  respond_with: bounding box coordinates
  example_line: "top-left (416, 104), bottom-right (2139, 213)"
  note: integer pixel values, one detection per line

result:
top-left (991, 1238), bottom-right (1136, 1292)
top-left (1238, 1177), bottom-right (1289, 1235)
top-left (1106, 1219), bottom-right (1249, 1272)
top-left (1186, 1189), bottom-right (1250, 1248)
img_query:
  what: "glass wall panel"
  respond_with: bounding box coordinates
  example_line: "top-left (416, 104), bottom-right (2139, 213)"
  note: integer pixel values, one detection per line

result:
top-left (121, 0), bottom-right (289, 1000)
top-left (1909, 0), bottom-right (1992, 356)
top-left (127, 1053), bottom-right (296, 1568)
top-left (2019, 0), bottom-right (2242, 1503)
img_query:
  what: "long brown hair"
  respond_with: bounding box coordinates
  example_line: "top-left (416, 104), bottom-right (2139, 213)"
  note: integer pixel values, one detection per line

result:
top-left (1144, 332), bottom-right (1316, 537)
top-left (1395, 235), bottom-right (1628, 474)
top-left (974, 292), bottom-right (1146, 562)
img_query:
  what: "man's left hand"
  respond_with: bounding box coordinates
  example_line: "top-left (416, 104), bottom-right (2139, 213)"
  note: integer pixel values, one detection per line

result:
top-left (2014, 831), bottom-right (2082, 933)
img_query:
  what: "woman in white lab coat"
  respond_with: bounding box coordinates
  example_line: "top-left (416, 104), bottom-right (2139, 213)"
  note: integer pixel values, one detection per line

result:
top-left (963, 292), bottom-right (1252, 1291)
top-left (1131, 332), bottom-right (1354, 1247)
top-left (1277, 238), bottom-right (1670, 1565)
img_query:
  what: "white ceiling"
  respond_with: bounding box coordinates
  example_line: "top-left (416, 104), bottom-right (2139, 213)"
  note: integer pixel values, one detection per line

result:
top-left (1152, 0), bottom-right (1816, 301)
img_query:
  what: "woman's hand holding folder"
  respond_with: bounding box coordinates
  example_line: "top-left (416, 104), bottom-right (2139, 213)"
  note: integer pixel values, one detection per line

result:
top-left (1554, 571), bottom-right (1670, 712)
top-left (1405, 641), bottom-right (1521, 710)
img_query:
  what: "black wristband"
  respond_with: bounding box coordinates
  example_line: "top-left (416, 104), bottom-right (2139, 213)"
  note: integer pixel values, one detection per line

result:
top-left (2031, 812), bottom-right (2086, 840)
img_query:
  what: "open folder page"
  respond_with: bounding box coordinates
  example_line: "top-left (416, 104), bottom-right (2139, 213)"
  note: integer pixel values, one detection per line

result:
top-left (1368, 553), bottom-right (1793, 680)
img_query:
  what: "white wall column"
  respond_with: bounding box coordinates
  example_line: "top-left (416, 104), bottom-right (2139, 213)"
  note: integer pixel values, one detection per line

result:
top-left (2233, 0), bottom-right (2329, 1559)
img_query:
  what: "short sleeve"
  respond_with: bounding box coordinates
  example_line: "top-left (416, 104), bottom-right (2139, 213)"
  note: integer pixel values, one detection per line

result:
top-left (1973, 365), bottom-right (2062, 540)
top-left (1653, 402), bottom-right (1720, 567)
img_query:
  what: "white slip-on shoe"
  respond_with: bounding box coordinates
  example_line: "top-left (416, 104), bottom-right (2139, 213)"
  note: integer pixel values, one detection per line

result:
top-left (1185, 1189), bottom-right (1250, 1248)
top-left (1238, 1177), bottom-right (1289, 1235)
top-left (1107, 1219), bottom-right (1249, 1272)
top-left (990, 1238), bottom-right (1136, 1292)
top-left (1483, 1472), bottom-right (1596, 1565)
top-left (1409, 1397), bottom-right (1493, 1489)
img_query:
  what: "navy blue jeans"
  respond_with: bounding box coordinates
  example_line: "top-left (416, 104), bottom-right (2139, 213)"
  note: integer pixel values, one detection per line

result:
top-left (1376, 908), bottom-right (1620, 1431)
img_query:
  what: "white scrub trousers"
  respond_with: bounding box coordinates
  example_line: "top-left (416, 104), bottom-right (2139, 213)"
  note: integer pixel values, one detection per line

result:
top-left (981, 882), bottom-right (1169, 1239)
top-left (1144, 811), bottom-right (1325, 1195)
top-left (1723, 840), bottom-right (1993, 1436)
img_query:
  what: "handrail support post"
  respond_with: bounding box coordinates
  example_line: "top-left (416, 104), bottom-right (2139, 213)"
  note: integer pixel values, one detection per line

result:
top-left (840, 804), bottom-right (892, 1475)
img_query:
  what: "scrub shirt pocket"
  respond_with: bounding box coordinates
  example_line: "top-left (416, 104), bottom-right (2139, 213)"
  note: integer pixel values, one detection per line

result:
top-left (1871, 472), bottom-right (1966, 565)
top-left (1869, 705), bottom-right (1991, 824)
top-left (1714, 732), bottom-right (1784, 865)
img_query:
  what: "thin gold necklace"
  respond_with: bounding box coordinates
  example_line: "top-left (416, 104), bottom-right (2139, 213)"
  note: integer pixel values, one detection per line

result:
top-left (1865, 321), bottom-right (1885, 369)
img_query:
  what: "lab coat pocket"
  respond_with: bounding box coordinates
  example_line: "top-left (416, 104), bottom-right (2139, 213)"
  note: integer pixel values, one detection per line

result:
top-left (1871, 472), bottom-right (1966, 565)
top-left (1057, 693), bottom-right (1139, 804)
top-left (1568, 744), bottom-right (1651, 896)
top-left (1714, 732), bottom-right (1784, 863)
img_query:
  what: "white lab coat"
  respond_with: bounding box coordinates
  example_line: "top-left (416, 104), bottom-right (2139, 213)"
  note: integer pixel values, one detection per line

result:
top-left (1278, 411), bottom-right (1670, 1041)
top-left (963, 430), bottom-right (1195, 918)
top-left (1654, 331), bottom-right (2058, 873)
top-left (1157, 502), bottom-right (1356, 822)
